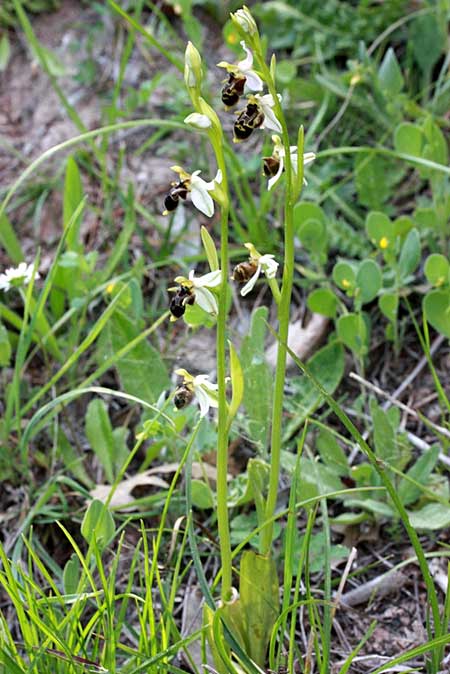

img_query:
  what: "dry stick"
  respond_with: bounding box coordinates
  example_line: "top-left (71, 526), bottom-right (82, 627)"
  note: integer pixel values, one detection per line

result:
top-left (349, 371), bottom-right (450, 441)
top-left (331, 546), bottom-right (358, 619)
top-left (381, 334), bottom-right (446, 411)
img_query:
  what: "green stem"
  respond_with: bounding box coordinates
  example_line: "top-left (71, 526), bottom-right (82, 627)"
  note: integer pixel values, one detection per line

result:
top-left (253, 56), bottom-right (298, 556)
top-left (212, 139), bottom-right (233, 601)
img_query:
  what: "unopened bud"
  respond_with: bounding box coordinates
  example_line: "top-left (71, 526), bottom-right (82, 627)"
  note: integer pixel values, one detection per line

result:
top-left (184, 41), bottom-right (203, 91)
top-left (231, 6), bottom-right (258, 36)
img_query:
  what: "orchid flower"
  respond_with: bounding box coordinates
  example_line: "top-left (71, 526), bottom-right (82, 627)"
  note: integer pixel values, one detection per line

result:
top-left (264, 135), bottom-right (316, 190)
top-left (235, 243), bottom-right (279, 296)
top-left (217, 41), bottom-right (263, 93)
top-left (174, 368), bottom-right (219, 417)
top-left (0, 262), bottom-right (40, 292)
top-left (164, 166), bottom-right (223, 218)
top-left (171, 269), bottom-right (222, 319)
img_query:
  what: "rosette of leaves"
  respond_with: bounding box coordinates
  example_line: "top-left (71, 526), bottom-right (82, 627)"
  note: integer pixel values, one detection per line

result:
top-left (0, 0), bottom-right (61, 26)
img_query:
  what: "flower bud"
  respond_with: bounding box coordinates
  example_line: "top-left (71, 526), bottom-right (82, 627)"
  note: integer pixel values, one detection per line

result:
top-left (231, 6), bottom-right (258, 36)
top-left (184, 41), bottom-right (203, 92)
top-left (184, 113), bottom-right (212, 129)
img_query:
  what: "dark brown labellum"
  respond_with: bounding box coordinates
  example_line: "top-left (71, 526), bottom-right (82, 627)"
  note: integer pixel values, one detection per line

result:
top-left (221, 73), bottom-right (246, 107)
top-left (164, 180), bottom-right (189, 212)
top-left (169, 285), bottom-right (195, 318)
top-left (174, 384), bottom-right (194, 409)
top-left (233, 102), bottom-right (265, 141)
top-left (263, 156), bottom-right (281, 177)
top-left (232, 261), bottom-right (258, 283)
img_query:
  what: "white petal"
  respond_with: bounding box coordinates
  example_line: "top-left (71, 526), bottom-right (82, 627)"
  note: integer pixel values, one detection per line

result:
top-left (240, 265), bottom-right (262, 296)
top-left (259, 255), bottom-right (279, 279)
top-left (268, 157), bottom-right (284, 191)
top-left (245, 70), bottom-right (263, 91)
top-left (214, 169), bottom-right (223, 184)
top-left (195, 386), bottom-right (211, 417)
top-left (191, 184), bottom-right (214, 217)
top-left (237, 41), bottom-right (254, 72)
top-left (194, 270), bottom-right (222, 288)
top-left (290, 153), bottom-right (298, 175)
top-left (195, 287), bottom-right (218, 314)
top-left (303, 152), bottom-right (316, 166)
top-left (261, 106), bottom-right (282, 132)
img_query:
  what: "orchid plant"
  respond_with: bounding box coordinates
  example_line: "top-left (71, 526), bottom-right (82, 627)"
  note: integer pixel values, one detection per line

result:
top-left (162, 5), bottom-right (317, 669)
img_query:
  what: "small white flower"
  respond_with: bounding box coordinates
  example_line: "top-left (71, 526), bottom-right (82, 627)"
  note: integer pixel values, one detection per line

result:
top-left (217, 41), bottom-right (263, 92)
top-left (184, 113), bottom-right (212, 129)
top-left (174, 269), bottom-right (222, 316)
top-left (239, 243), bottom-right (279, 296)
top-left (253, 93), bottom-right (282, 132)
top-left (174, 368), bottom-right (219, 417)
top-left (168, 166), bottom-right (222, 218)
top-left (265, 135), bottom-right (316, 190)
top-left (0, 261), bottom-right (40, 292)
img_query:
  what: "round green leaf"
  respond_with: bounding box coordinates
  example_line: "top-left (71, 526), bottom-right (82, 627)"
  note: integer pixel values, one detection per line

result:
top-left (379, 292), bottom-right (398, 321)
top-left (424, 253), bottom-right (449, 287)
top-left (293, 202), bottom-right (327, 254)
top-left (365, 211), bottom-right (394, 250)
top-left (356, 259), bottom-right (382, 304)
top-left (333, 261), bottom-right (356, 292)
top-left (423, 290), bottom-right (450, 338)
top-left (307, 288), bottom-right (337, 318)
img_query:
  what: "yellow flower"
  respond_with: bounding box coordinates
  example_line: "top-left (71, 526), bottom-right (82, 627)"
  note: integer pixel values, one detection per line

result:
top-left (342, 279), bottom-right (351, 289)
top-left (379, 236), bottom-right (389, 250)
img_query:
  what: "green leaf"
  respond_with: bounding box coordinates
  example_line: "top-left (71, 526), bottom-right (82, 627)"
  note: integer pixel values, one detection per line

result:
top-left (63, 156), bottom-right (84, 251)
top-left (191, 479), bottom-right (214, 509)
top-left (228, 340), bottom-right (244, 424)
top-left (346, 498), bottom-right (394, 518)
top-left (394, 122), bottom-right (423, 158)
top-left (283, 341), bottom-right (345, 441)
top-left (238, 551), bottom-right (279, 667)
top-left (398, 445), bottom-right (440, 507)
top-left (240, 308), bottom-right (272, 449)
top-left (410, 14), bottom-right (445, 76)
top-left (316, 428), bottom-right (348, 477)
top-left (81, 499), bottom-right (115, 550)
top-left (293, 201), bottom-right (327, 254)
top-left (100, 310), bottom-right (170, 403)
top-left (424, 254), bottom-right (449, 287)
top-left (365, 211), bottom-right (393, 249)
top-left (0, 213), bottom-right (24, 263)
top-left (370, 399), bottom-right (396, 463)
top-left (355, 155), bottom-right (390, 210)
top-left (201, 225), bottom-right (219, 271)
top-left (0, 321), bottom-right (11, 366)
top-left (337, 313), bottom-right (369, 357)
top-left (422, 116), bottom-right (448, 167)
top-left (85, 399), bottom-right (115, 483)
top-left (63, 554), bottom-right (81, 595)
top-left (379, 292), bottom-right (398, 322)
top-left (408, 503), bottom-right (450, 530)
top-left (356, 259), bottom-right (382, 304)
top-left (307, 288), bottom-right (337, 318)
top-left (423, 289), bottom-right (450, 339)
top-left (378, 47), bottom-right (404, 96)
top-left (0, 34), bottom-right (11, 71)
top-left (332, 261), bottom-right (356, 293)
top-left (413, 206), bottom-right (439, 231)
top-left (398, 228), bottom-right (421, 279)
